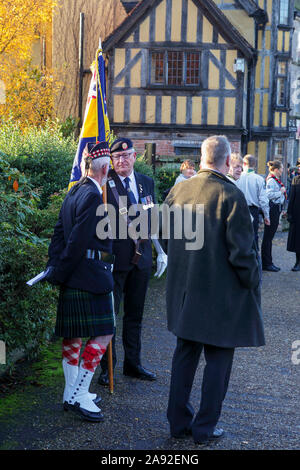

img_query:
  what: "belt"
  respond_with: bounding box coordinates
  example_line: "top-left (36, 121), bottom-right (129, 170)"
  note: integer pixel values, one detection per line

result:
top-left (86, 249), bottom-right (115, 264)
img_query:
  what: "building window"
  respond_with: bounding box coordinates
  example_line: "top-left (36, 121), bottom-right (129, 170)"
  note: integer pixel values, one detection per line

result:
top-left (150, 50), bottom-right (200, 87)
top-left (274, 140), bottom-right (285, 157)
top-left (276, 60), bottom-right (288, 107)
top-left (279, 0), bottom-right (289, 25)
top-left (151, 52), bottom-right (164, 84)
top-left (174, 146), bottom-right (199, 156)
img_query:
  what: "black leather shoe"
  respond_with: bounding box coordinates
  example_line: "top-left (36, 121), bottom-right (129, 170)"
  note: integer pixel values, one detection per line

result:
top-left (123, 365), bottom-right (157, 381)
top-left (66, 402), bottom-right (104, 422)
top-left (171, 428), bottom-right (192, 439)
top-left (194, 427), bottom-right (224, 445)
top-left (262, 265), bottom-right (279, 272)
top-left (272, 264), bottom-right (280, 271)
top-left (98, 371), bottom-right (109, 386)
top-left (292, 264), bottom-right (300, 272)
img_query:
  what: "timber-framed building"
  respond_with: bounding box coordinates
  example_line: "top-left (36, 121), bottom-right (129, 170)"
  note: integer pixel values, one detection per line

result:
top-left (103, 0), bottom-right (297, 174)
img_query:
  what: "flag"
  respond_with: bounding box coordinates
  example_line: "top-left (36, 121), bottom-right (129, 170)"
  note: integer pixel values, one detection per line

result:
top-left (68, 46), bottom-right (112, 190)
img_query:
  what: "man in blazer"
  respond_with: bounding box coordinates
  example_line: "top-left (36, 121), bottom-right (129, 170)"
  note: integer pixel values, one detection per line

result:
top-left (98, 138), bottom-right (167, 384)
top-left (162, 136), bottom-right (265, 445)
top-left (47, 141), bottom-right (115, 422)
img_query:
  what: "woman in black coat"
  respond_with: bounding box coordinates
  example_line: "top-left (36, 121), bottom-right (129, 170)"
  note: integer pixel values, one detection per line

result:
top-left (287, 165), bottom-right (300, 271)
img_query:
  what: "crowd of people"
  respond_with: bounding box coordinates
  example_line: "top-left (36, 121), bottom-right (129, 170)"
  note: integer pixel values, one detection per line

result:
top-left (43, 135), bottom-right (298, 446)
top-left (227, 152), bottom-right (300, 272)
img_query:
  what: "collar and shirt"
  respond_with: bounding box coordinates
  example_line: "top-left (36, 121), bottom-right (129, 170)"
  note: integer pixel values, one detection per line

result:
top-left (118, 172), bottom-right (139, 204)
top-left (236, 169), bottom-right (270, 219)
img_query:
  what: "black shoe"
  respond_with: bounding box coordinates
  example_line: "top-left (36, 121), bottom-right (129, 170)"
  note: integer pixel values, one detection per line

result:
top-left (262, 265), bottom-right (279, 272)
top-left (123, 365), bottom-right (157, 381)
top-left (171, 428), bottom-right (192, 439)
top-left (97, 371), bottom-right (109, 386)
top-left (272, 264), bottom-right (280, 271)
top-left (194, 427), bottom-right (224, 445)
top-left (66, 402), bottom-right (104, 422)
top-left (292, 263), bottom-right (300, 272)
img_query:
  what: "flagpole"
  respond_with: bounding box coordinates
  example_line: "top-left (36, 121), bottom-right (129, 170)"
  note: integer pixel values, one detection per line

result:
top-left (102, 183), bottom-right (114, 395)
top-left (98, 38), bottom-right (114, 394)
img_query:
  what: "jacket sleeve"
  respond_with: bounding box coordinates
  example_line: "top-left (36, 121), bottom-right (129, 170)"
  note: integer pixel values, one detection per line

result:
top-left (225, 190), bottom-right (260, 290)
top-left (54, 192), bottom-right (102, 284)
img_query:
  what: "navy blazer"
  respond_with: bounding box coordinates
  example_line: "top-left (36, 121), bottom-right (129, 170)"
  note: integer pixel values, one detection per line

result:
top-left (107, 169), bottom-right (155, 271)
top-left (47, 178), bottom-right (114, 294)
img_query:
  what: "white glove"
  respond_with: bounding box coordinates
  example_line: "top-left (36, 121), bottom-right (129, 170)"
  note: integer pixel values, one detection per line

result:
top-left (154, 252), bottom-right (168, 278)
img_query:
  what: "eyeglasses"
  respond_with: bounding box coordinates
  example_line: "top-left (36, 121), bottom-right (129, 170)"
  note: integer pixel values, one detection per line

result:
top-left (111, 152), bottom-right (135, 160)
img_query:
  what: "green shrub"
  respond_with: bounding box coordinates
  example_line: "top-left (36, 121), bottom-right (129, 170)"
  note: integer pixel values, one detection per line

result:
top-left (0, 119), bottom-right (77, 209)
top-left (0, 155), bottom-right (58, 370)
top-left (134, 154), bottom-right (155, 178)
top-left (58, 116), bottom-right (79, 139)
top-left (154, 166), bottom-right (179, 202)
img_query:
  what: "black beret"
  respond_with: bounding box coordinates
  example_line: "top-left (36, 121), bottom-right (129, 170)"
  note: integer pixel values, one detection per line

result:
top-left (110, 138), bottom-right (134, 154)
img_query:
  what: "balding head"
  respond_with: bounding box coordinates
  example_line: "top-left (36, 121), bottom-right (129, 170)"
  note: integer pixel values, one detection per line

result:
top-left (201, 135), bottom-right (231, 174)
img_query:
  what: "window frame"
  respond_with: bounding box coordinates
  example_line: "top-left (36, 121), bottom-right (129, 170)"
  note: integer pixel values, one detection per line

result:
top-left (275, 58), bottom-right (289, 109)
top-left (278, 0), bottom-right (291, 26)
top-left (149, 49), bottom-right (201, 89)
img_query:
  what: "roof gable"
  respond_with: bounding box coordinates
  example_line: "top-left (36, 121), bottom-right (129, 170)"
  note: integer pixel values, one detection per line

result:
top-left (103, 0), bottom-right (255, 60)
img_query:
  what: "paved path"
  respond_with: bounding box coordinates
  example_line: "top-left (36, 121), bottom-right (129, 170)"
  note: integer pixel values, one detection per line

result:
top-left (0, 231), bottom-right (299, 450)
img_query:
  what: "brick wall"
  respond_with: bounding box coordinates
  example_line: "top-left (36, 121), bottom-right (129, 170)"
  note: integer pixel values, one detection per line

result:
top-left (132, 138), bottom-right (241, 157)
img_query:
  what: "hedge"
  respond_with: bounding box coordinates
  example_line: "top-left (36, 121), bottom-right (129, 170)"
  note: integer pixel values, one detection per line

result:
top-left (0, 119), bottom-right (76, 209)
top-left (0, 154), bottom-right (61, 370)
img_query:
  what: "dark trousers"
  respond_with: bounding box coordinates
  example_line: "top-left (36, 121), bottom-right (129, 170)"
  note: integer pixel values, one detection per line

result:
top-left (167, 337), bottom-right (234, 441)
top-left (261, 202), bottom-right (281, 267)
top-left (249, 205), bottom-right (259, 249)
top-left (101, 266), bottom-right (151, 372)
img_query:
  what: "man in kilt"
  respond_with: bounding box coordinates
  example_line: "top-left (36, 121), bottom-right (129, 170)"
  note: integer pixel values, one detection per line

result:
top-left (46, 141), bottom-right (115, 422)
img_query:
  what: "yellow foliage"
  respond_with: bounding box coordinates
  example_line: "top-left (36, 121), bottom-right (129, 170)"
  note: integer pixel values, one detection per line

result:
top-left (0, 0), bottom-right (54, 58)
top-left (0, 0), bottom-right (60, 128)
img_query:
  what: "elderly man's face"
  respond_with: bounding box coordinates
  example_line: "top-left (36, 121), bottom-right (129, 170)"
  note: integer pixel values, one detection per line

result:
top-left (229, 161), bottom-right (243, 180)
top-left (111, 150), bottom-right (137, 177)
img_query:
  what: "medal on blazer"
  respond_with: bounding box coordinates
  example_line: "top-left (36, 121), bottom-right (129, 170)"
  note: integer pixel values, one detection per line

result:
top-left (141, 195), bottom-right (154, 210)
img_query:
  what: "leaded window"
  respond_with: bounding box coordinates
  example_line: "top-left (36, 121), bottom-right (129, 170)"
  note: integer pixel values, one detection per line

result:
top-left (150, 50), bottom-right (200, 87)
top-left (276, 60), bottom-right (288, 107)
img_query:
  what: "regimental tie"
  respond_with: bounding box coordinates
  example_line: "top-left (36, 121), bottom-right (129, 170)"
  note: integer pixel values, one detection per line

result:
top-left (123, 176), bottom-right (137, 206)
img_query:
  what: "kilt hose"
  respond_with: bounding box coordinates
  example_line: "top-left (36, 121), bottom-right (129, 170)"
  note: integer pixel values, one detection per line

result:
top-left (55, 287), bottom-right (115, 339)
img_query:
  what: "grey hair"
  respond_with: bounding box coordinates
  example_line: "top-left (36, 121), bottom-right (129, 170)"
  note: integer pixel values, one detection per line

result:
top-left (85, 156), bottom-right (110, 174)
top-left (201, 135), bottom-right (231, 168)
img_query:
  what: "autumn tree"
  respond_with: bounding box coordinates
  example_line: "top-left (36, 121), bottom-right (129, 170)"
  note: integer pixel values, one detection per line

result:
top-left (0, 0), bottom-right (61, 128)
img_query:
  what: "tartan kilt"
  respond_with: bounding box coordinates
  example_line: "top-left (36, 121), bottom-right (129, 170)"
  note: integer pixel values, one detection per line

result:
top-left (55, 287), bottom-right (115, 338)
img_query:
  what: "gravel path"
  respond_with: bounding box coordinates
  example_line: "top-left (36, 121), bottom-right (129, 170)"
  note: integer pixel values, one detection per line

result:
top-left (0, 231), bottom-right (299, 451)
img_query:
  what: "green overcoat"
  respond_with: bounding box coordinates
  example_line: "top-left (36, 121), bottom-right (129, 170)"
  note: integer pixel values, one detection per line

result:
top-left (162, 169), bottom-right (265, 348)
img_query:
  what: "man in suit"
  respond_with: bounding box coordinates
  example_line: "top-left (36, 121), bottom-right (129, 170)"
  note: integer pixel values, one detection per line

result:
top-left (98, 138), bottom-right (167, 384)
top-left (162, 135), bottom-right (265, 445)
top-left (46, 141), bottom-right (115, 422)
